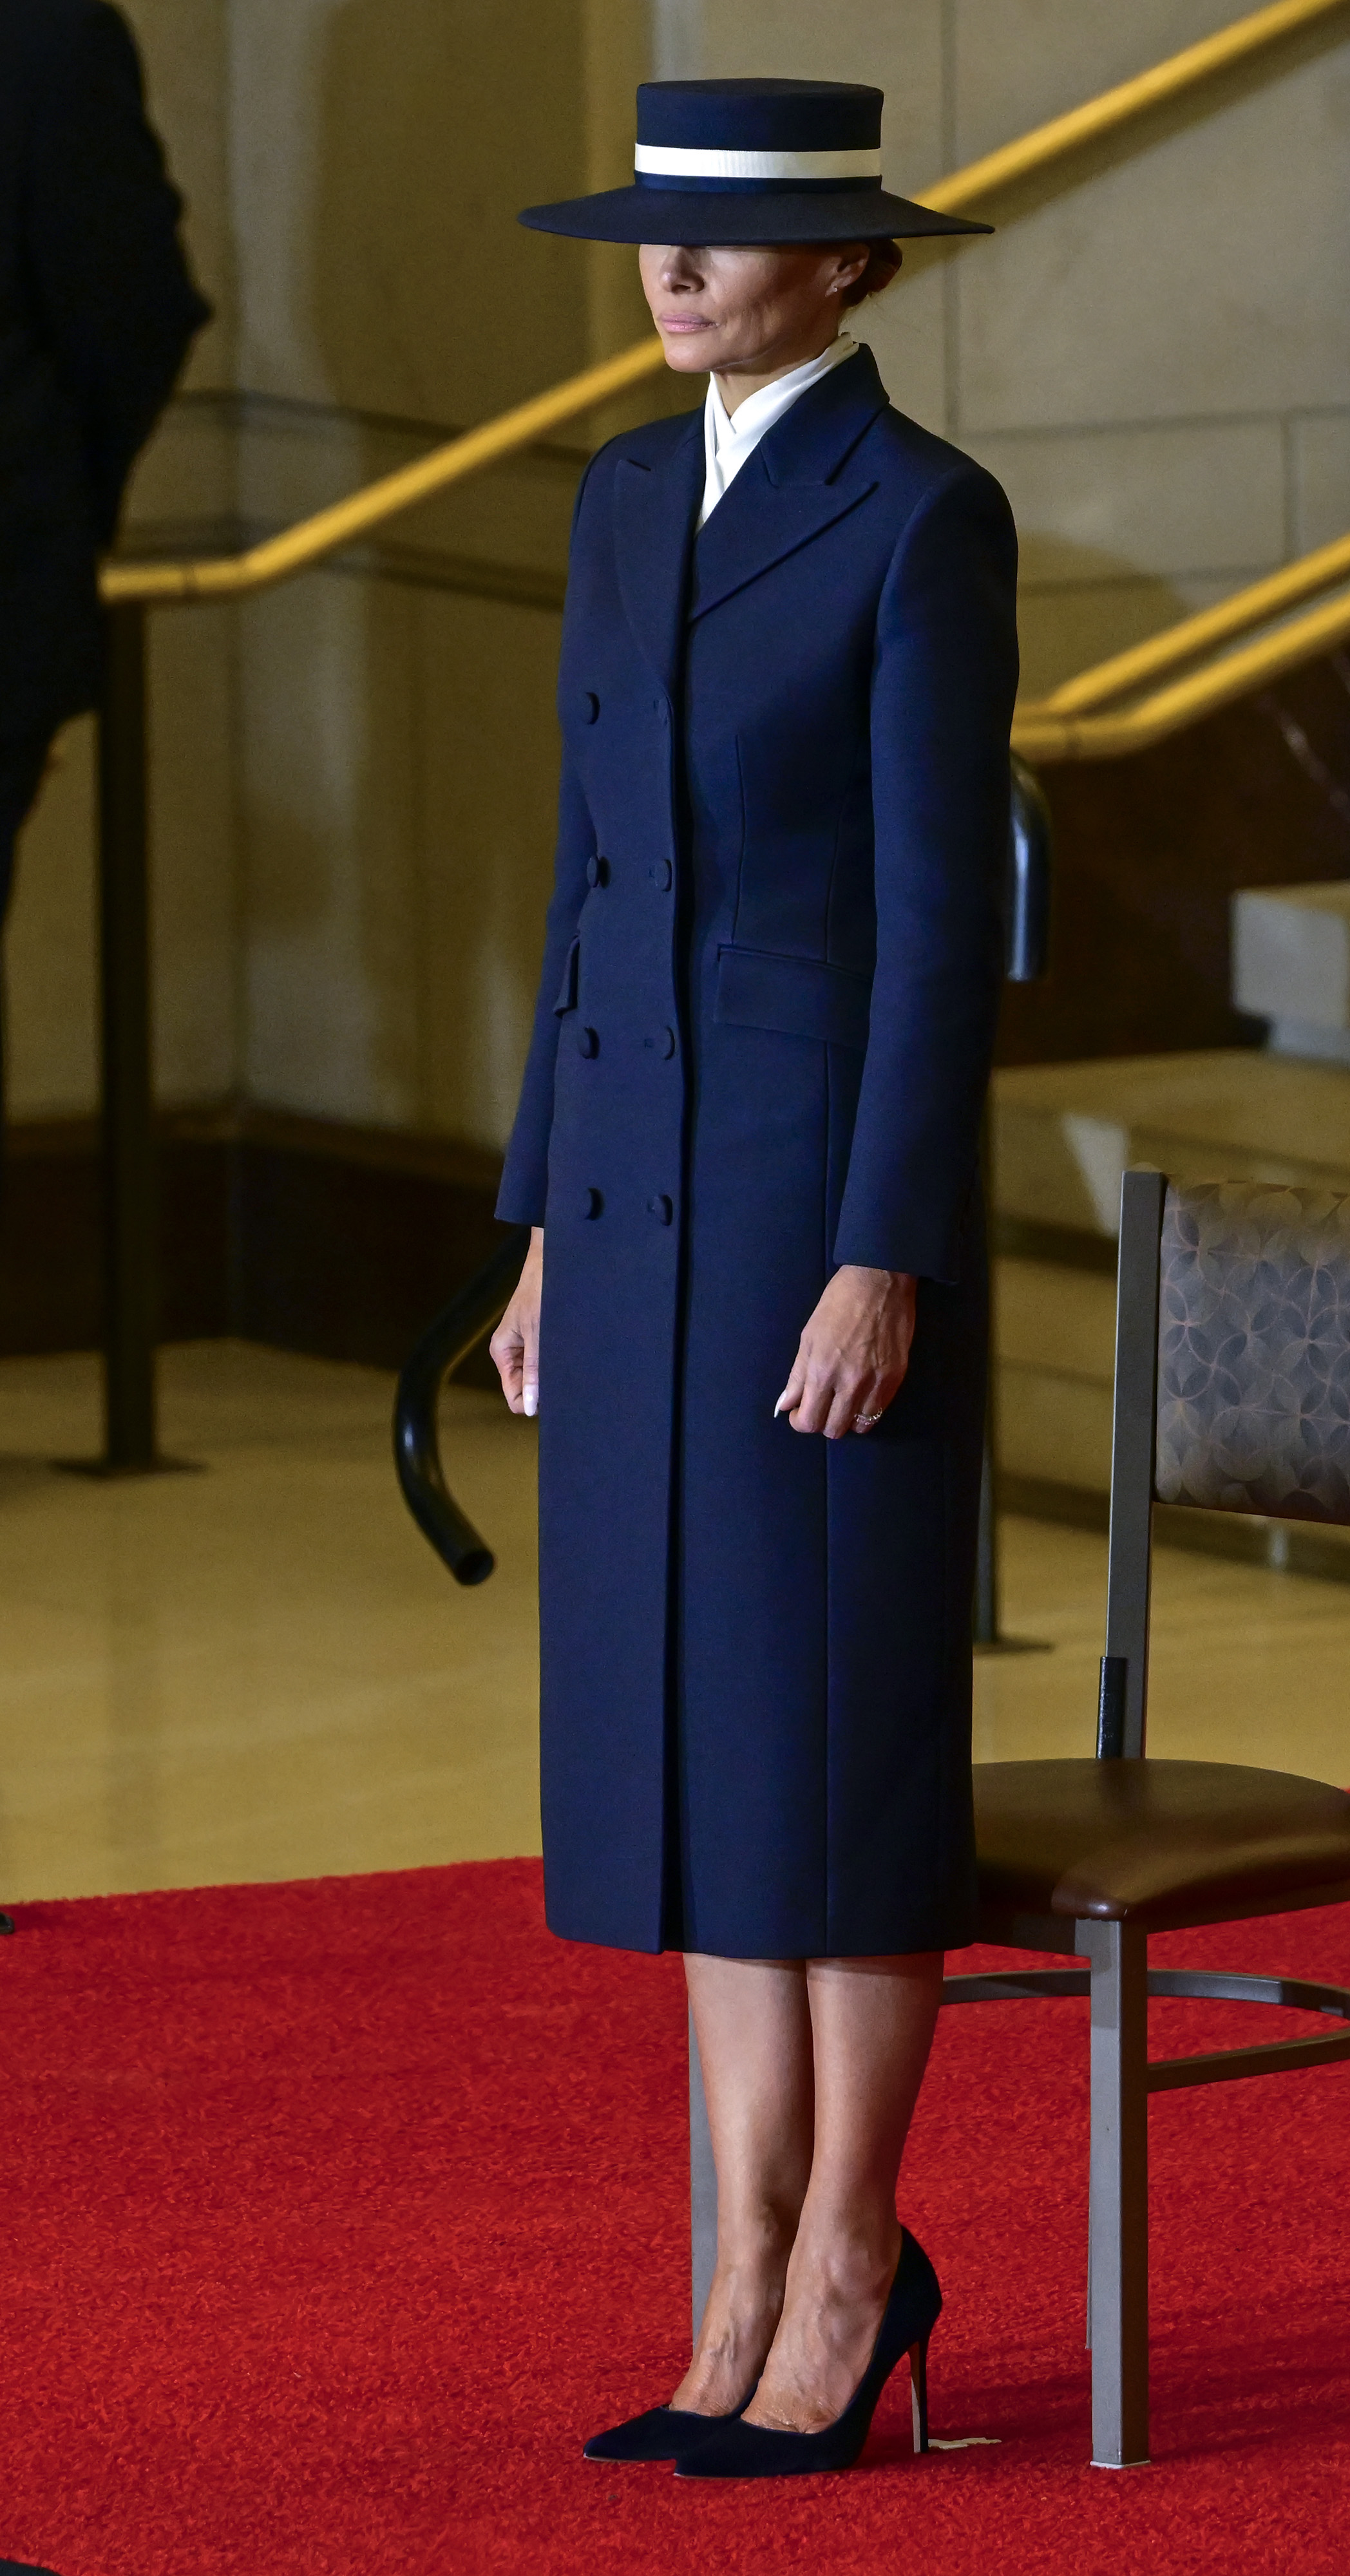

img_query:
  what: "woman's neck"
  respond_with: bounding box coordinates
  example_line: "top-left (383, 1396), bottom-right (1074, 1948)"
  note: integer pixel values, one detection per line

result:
top-left (714, 328), bottom-right (842, 418)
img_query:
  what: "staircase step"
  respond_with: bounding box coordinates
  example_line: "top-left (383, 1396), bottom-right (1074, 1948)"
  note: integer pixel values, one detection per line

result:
top-left (992, 1049), bottom-right (1350, 1239)
top-left (1232, 882), bottom-right (1350, 1063)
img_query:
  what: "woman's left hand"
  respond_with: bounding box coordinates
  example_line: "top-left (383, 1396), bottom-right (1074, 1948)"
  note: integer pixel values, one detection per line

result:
top-left (775, 1266), bottom-right (917, 1439)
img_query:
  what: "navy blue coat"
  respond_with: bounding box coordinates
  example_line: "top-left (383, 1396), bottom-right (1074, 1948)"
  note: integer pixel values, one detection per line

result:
top-left (498, 345), bottom-right (1019, 1958)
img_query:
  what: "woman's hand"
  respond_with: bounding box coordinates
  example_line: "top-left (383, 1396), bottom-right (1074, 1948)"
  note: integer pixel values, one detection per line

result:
top-left (490, 1228), bottom-right (544, 1416)
top-left (775, 1265), bottom-right (917, 1439)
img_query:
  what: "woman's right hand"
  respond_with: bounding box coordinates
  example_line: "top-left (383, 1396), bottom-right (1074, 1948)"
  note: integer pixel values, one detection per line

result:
top-left (490, 1227), bottom-right (544, 1416)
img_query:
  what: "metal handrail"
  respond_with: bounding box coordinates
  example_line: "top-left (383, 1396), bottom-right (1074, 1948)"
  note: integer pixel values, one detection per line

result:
top-left (393, 1226), bottom-right (531, 1585)
top-left (1013, 578), bottom-right (1350, 761)
top-left (100, 0), bottom-right (1346, 611)
top-left (1034, 530), bottom-right (1350, 716)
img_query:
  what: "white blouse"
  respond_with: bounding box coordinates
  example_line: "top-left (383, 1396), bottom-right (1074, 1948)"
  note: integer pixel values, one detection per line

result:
top-left (698, 333), bottom-right (859, 530)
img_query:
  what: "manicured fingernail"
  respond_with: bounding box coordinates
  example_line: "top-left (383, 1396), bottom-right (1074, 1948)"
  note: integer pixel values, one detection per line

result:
top-left (774, 1394), bottom-right (788, 1416)
top-left (523, 1386), bottom-right (538, 1417)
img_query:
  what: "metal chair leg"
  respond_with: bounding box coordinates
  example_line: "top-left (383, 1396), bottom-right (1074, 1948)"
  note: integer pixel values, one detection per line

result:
top-left (689, 2006), bottom-right (718, 2350)
top-left (1083, 1919), bottom-right (1150, 2465)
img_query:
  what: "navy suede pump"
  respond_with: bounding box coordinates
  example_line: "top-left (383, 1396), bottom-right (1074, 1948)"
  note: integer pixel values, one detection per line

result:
top-left (584, 2395), bottom-right (754, 2464)
top-left (674, 2230), bottom-right (940, 2480)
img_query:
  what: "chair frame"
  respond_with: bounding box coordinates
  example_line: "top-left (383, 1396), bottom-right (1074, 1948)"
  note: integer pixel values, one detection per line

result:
top-left (687, 1166), bottom-right (1350, 2467)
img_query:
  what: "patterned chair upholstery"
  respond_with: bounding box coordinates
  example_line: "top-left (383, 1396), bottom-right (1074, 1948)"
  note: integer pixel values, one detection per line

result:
top-left (1157, 1181), bottom-right (1350, 1522)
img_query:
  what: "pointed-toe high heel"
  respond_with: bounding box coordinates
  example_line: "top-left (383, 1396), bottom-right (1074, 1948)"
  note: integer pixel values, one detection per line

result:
top-left (675, 2228), bottom-right (941, 2480)
top-left (583, 2393), bottom-right (755, 2464)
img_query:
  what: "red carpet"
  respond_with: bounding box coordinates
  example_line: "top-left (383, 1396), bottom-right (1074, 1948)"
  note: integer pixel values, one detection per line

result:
top-left (0, 1859), bottom-right (1347, 2576)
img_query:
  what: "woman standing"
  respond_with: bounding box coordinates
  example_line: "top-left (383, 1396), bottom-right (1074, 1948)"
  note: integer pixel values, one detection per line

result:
top-left (491, 79), bottom-right (1018, 2479)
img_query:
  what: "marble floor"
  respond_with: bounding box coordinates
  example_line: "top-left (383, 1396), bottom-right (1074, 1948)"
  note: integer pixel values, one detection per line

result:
top-left (0, 1341), bottom-right (1345, 1904)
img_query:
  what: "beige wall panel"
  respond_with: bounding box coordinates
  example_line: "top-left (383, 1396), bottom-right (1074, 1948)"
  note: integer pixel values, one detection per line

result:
top-left (970, 419), bottom-right (1286, 583)
top-left (121, 0), bottom-right (235, 384)
top-left (146, 609), bottom-right (240, 1104)
top-left (238, 576), bottom-right (422, 1123)
top-left (420, 598), bottom-right (566, 1151)
top-left (956, 40), bottom-right (1350, 434)
top-left (1291, 414), bottom-right (1350, 553)
top-left (951, 0), bottom-right (1261, 160)
top-left (229, 0), bottom-right (593, 422)
top-left (5, 725), bottom-right (98, 1119)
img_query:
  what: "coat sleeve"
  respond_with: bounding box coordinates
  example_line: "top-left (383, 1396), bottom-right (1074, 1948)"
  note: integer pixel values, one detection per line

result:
top-left (25, 1), bottom-right (211, 545)
top-left (495, 462), bottom-right (602, 1227)
top-left (832, 464), bottom-right (1019, 1285)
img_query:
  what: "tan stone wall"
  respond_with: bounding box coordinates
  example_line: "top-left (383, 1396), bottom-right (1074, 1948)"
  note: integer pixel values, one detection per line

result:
top-left (7, 1), bottom-right (1349, 1141)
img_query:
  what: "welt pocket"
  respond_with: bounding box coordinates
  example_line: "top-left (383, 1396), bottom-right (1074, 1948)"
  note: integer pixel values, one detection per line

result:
top-left (714, 945), bottom-right (871, 1053)
top-left (553, 934), bottom-right (580, 1016)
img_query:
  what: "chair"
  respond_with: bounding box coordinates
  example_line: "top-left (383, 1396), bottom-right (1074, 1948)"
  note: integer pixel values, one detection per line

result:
top-left (688, 1168), bottom-right (1350, 2467)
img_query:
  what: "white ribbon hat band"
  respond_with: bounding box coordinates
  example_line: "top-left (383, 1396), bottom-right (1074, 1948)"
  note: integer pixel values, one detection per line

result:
top-left (634, 142), bottom-right (883, 183)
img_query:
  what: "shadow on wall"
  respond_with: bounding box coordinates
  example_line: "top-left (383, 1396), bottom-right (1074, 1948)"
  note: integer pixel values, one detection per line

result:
top-left (1013, 533), bottom-right (1198, 703)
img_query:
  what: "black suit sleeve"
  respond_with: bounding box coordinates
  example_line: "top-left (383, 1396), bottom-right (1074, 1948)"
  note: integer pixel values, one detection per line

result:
top-left (24, 0), bottom-right (211, 544)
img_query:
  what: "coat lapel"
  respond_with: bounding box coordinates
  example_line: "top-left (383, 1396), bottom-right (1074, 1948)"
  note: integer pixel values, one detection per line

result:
top-left (689, 343), bottom-right (889, 626)
top-left (613, 410), bottom-right (705, 697)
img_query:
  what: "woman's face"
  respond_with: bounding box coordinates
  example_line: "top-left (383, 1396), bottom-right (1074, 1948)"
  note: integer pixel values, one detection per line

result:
top-left (638, 242), bottom-right (868, 379)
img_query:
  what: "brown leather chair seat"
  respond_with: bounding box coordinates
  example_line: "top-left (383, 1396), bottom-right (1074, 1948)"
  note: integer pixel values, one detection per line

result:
top-left (974, 1758), bottom-right (1350, 1929)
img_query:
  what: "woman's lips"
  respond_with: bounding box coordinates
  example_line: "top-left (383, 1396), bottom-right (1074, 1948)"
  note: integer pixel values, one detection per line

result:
top-left (658, 314), bottom-right (712, 332)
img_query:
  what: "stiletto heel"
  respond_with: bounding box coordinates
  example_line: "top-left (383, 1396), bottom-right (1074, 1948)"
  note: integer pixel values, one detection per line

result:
top-left (909, 2333), bottom-right (930, 2456)
top-left (676, 2230), bottom-right (942, 2480)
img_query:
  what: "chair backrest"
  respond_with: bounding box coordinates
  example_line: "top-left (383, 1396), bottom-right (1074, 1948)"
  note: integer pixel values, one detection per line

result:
top-left (1098, 1170), bottom-right (1350, 1759)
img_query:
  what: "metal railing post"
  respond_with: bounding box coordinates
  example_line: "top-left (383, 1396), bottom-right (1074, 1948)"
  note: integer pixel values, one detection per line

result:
top-left (95, 600), bottom-right (160, 1472)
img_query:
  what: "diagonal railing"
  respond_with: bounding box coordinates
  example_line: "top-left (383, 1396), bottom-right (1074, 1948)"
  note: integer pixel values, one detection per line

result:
top-left (83, 0), bottom-right (1350, 1472)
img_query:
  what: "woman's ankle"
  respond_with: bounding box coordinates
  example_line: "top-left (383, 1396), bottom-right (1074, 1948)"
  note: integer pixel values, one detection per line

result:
top-left (784, 2209), bottom-right (903, 2306)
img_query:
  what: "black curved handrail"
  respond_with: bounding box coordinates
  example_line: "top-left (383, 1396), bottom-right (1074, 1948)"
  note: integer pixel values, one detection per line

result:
top-left (393, 1224), bottom-right (531, 1586)
top-left (1007, 755), bottom-right (1054, 985)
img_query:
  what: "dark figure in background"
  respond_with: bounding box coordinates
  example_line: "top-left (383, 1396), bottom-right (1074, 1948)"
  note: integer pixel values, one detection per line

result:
top-left (0, 0), bottom-right (209, 944)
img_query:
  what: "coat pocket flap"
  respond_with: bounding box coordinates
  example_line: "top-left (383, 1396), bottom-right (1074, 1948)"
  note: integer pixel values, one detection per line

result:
top-left (714, 945), bottom-right (871, 1052)
top-left (553, 934), bottom-right (580, 1016)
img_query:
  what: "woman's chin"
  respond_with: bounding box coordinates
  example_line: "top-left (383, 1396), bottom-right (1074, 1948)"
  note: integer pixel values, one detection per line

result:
top-left (659, 334), bottom-right (716, 374)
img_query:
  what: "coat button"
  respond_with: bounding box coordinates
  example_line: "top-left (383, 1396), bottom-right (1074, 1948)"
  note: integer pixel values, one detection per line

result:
top-left (582, 1188), bottom-right (603, 1219)
top-left (581, 692), bottom-right (599, 723)
top-left (647, 1193), bottom-right (673, 1226)
top-left (649, 859), bottom-right (672, 891)
top-left (577, 1025), bottom-right (598, 1057)
top-left (586, 854), bottom-right (610, 889)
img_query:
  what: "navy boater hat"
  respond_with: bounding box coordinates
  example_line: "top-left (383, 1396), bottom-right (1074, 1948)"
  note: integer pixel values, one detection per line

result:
top-left (518, 79), bottom-right (991, 245)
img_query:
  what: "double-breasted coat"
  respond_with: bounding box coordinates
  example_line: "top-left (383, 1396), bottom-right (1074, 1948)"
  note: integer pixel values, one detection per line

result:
top-left (498, 345), bottom-right (1019, 1960)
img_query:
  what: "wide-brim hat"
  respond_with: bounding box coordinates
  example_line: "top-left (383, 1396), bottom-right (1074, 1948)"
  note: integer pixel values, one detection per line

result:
top-left (519, 79), bottom-right (991, 245)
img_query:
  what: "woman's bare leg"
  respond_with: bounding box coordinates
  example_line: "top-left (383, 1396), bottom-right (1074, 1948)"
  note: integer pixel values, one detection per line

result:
top-left (741, 1952), bottom-right (944, 2433)
top-left (669, 1954), bottom-right (815, 2415)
